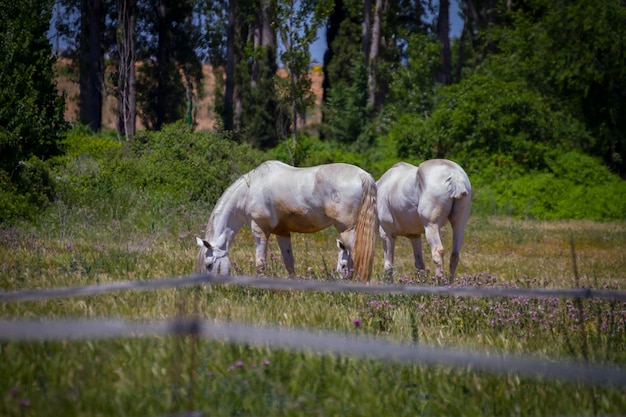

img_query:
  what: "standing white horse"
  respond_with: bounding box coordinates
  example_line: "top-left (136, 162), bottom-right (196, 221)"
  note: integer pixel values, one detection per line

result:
top-left (376, 159), bottom-right (471, 283)
top-left (196, 160), bottom-right (378, 281)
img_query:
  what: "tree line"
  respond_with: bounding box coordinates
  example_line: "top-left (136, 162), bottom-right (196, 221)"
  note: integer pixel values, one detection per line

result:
top-left (48, 0), bottom-right (447, 145)
top-left (1, 0), bottom-right (625, 223)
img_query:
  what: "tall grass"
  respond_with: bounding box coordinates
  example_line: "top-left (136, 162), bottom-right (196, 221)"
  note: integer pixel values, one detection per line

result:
top-left (1, 205), bottom-right (626, 415)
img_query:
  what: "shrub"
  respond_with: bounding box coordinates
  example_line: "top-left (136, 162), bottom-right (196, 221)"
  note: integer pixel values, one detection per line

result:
top-left (0, 157), bottom-right (56, 224)
top-left (473, 151), bottom-right (626, 220)
top-left (50, 127), bottom-right (122, 212)
top-left (390, 74), bottom-right (590, 173)
top-left (47, 123), bottom-right (268, 232)
top-left (322, 61), bottom-right (369, 146)
top-left (127, 122), bottom-right (266, 204)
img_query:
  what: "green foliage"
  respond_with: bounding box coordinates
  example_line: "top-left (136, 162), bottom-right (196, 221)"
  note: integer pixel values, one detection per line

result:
top-left (127, 123), bottom-right (266, 203)
top-left (275, 0), bottom-right (332, 141)
top-left (0, 1), bottom-right (67, 173)
top-left (268, 133), bottom-right (396, 179)
top-left (374, 0), bottom-right (626, 221)
top-left (393, 74), bottom-right (590, 170)
top-left (486, 0), bottom-right (626, 176)
top-left (384, 113), bottom-right (433, 160)
top-left (473, 151), bottom-right (626, 220)
top-left (268, 134), bottom-right (334, 167)
top-left (0, 0), bottom-right (67, 224)
top-left (381, 67), bottom-right (626, 220)
top-left (547, 151), bottom-right (616, 186)
top-left (322, 59), bottom-right (369, 145)
top-left (133, 0), bottom-right (204, 130)
top-left (0, 159), bottom-right (56, 223)
top-left (54, 126), bottom-right (121, 162)
top-left (136, 61), bottom-right (188, 130)
top-left (239, 46), bottom-right (285, 149)
top-left (323, 0), bottom-right (363, 91)
top-left (49, 123), bottom-right (267, 231)
top-left (385, 33), bottom-right (440, 117)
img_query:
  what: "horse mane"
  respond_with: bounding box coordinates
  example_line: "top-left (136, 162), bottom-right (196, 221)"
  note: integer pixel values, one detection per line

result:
top-left (205, 174), bottom-right (249, 238)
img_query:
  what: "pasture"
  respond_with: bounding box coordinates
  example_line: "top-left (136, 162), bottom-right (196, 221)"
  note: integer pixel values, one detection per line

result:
top-left (1, 212), bottom-right (625, 416)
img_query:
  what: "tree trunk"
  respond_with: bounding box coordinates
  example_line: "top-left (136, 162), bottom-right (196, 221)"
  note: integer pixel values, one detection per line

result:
top-left (367, 0), bottom-right (382, 107)
top-left (322, 0), bottom-right (344, 104)
top-left (466, 0), bottom-right (497, 54)
top-left (117, 0), bottom-right (136, 140)
top-left (455, 8), bottom-right (469, 83)
top-left (155, 0), bottom-right (168, 130)
top-left (486, 0), bottom-right (496, 53)
top-left (465, 0), bottom-right (480, 27)
top-left (252, 0), bottom-right (274, 87)
top-left (362, 0), bottom-right (371, 65)
top-left (224, 0), bottom-right (236, 130)
top-left (276, 0), bottom-right (297, 141)
top-left (79, 0), bottom-right (104, 131)
top-left (437, 0), bottom-right (452, 85)
top-left (486, 0), bottom-right (496, 25)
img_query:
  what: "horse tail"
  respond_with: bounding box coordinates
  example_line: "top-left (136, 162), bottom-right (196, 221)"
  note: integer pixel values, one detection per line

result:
top-left (352, 173), bottom-right (378, 282)
top-left (446, 172), bottom-right (471, 200)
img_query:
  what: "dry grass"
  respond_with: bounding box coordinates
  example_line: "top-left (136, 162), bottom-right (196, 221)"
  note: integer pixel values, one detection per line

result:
top-left (218, 216), bottom-right (626, 289)
top-left (2, 215), bottom-right (626, 416)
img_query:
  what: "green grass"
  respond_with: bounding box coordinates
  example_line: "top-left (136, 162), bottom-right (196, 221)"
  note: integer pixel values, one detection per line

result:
top-left (1, 213), bottom-right (626, 416)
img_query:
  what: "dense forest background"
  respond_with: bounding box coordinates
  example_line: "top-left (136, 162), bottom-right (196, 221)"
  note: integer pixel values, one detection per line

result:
top-left (1, 0), bottom-right (625, 225)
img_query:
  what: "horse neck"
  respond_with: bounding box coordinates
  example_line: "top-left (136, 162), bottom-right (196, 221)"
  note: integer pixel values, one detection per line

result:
top-left (206, 177), bottom-right (248, 249)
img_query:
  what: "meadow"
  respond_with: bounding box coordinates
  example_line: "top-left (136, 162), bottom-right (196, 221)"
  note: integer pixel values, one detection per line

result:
top-left (1, 208), bottom-right (625, 416)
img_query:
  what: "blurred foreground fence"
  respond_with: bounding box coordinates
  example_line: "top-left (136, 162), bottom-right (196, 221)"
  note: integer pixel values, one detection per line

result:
top-left (1, 273), bottom-right (626, 388)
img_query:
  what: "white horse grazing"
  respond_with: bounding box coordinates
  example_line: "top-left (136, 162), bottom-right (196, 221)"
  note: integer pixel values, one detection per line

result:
top-left (376, 159), bottom-right (471, 283)
top-left (196, 160), bottom-right (378, 281)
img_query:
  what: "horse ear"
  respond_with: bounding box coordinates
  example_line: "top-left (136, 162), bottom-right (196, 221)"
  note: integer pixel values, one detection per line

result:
top-left (196, 237), bottom-right (212, 249)
top-left (336, 238), bottom-right (347, 251)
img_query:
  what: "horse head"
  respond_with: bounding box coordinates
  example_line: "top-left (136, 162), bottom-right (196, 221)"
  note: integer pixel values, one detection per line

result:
top-left (196, 236), bottom-right (231, 275)
top-left (335, 238), bottom-right (353, 277)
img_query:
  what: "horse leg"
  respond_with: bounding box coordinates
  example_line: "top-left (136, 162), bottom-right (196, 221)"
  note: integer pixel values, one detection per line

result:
top-left (276, 234), bottom-right (296, 277)
top-left (423, 223), bottom-right (445, 279)
top-left (338, 229), bottom-right (356, 276)
top-left (448, 226), bottom-right (463, 283)
top-left (251, 221), bottom-right (269, 275)
top-left (449, 200), bottom-right (471, 283)
top-left (409, 236), bottom-right (426, 270)
top-left (336, 238), bottom-right (353, 277)
top-left (380, 228), bottom-right (395, 278)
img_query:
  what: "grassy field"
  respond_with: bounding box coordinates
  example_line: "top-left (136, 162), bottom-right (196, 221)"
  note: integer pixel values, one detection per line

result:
top-left (1, 212), bottom-right (625, 416)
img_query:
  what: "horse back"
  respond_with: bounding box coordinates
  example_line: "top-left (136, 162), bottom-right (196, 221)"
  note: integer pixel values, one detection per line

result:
top-left (417, 159), bottom-right (472, 226)
top-left (377, 162), bottom-right (422, 234)
top-left (417, 159), bottom-right (471, 201)
top-left (248, 161), bottom-right (370, 234)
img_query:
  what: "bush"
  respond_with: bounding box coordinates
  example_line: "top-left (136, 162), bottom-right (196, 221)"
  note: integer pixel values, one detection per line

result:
top-left (473, 151), bottom-right (626, 220)
top-left (390, 74), bottom-right (591, 173)
top-left (0, 157), bottom-right (56, 224)
top-left (47, 123), bottom-right (268, 232)
top-left (50, 128), bottom-right (122, 212)
top-left (322, 61), bottom-right (369, 146)
top-left (127, 122), bottom-right (266, 204)
top-left (268, 134), bottom-right (397, 179)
